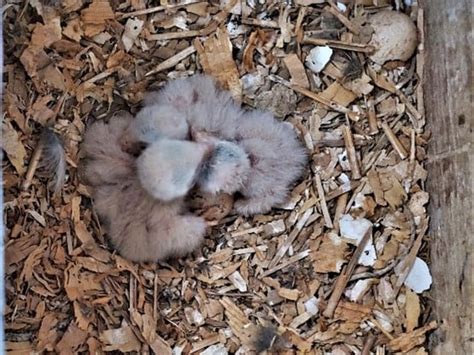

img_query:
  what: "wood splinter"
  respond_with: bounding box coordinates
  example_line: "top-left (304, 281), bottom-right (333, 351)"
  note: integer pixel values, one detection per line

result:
top-left (146, 45), bottom-right (196, 76)
top-left (314, 173), bottom-right (333, 228)
top-left (381, 122), bottom-right (408, 159)
top-left (22, 138), bottom-right (45, 192)
top-left (367, 98), bottom-right (379, 135)
top-left (341, 125), bottom-right (362, 180)
top-left (323, 228), bottom-right (372, 319)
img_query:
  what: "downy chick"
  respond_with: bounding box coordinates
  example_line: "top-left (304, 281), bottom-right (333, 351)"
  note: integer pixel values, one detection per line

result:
top-left (81, 113), bottom-right (207, 263)
top-left (130, 75), bottom-right (308, 215)
top-left (229, 110), bottom-right (308, 215)
top-left (136, 138), bottom-right (212, 202)
top-left (133, 74), bottom-right (243, 141)
top-left (124, 103), bottom-right (189, 146)
top-left (192, 120), bottom-right (307, 215)
top-left (192, 130), bottom-right (251, 195)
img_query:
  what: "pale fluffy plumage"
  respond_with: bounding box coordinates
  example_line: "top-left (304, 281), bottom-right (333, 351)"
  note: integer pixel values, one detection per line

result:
top-left (136, 138), bottom-right (211, 201)
top-left (81, 113), bottom-right (207, 262)
top-left (129, 103), bottom-right (189, 143)
top-left (140, 74), bottom-right (244, 140)
top-left (231, 110), bottom-right (308, 215)
top-left (192, 131), bottom-right (251, 195)
top-left (136, 75), bottom-right (308, 215)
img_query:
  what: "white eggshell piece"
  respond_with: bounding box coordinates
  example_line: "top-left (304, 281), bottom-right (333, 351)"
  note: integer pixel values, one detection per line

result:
top-left (305, 46), bottom-right (333, 73)
top-left (358, 242), bottom-right (377, 267)
top-left (404, 257), bottom-right (432, 293)
top-left (345, 279), bottom-right (374, 302)
top-left (336, 2), bottom-right (347, 12)
top-left (339, 214), bottom-right (372, 244)
top-left (339, 214), bottom-right (377, 266)
top-left (201, 344), bottom-right (229, 355)
top-left (304, 296), bottom-right (320, 315)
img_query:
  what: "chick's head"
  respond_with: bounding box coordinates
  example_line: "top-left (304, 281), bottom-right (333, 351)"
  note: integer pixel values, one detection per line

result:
top-left (133, 104), bottom-right (189, 143)
top-left (137, 139), bottom-right (212, 202)
top-left (198, 140), bottom-right (250, 195)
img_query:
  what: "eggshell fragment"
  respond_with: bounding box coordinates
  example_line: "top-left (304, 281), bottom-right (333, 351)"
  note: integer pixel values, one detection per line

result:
top-left (368, 10), bottom-right (418, 64)
top-left (404, 257), bottom-right (432, 293)
top-left (201, 344), bottom-right (228, 355)
top-left (345, 279), bottom-right (374, 302)
top-left (305, 46), bottom-right (333, 73)
top-left (339, 214), bottom-right (377, 267)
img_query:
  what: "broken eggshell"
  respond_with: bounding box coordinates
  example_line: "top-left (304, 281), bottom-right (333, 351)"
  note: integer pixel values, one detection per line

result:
top-left (368, 10), bottom-right (418, 65)
top-left (305, 45), bottom-right (333, 73)
top-left (403, 257), bottom-right (432, 293)
top-left (339, 214), bottom-right (377, 267)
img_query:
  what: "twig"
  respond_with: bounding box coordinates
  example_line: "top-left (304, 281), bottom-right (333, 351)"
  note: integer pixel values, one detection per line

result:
top-left (333, 192), bottom-right (348, 233)
top-left (341, 125), bottom-right (362, 180)
top-left (314, 174), bottom-right (333, 228)
top-left (325, 181), bottom-right (360, 201)
top-left (292, 85), bottom-right (354, 114)
top-left (415, 8), bottom-right (426, 123)
top-left (146, 45), bottom-right (196, 76)
top-left (260, 250), bottom-right (310, 278)
top-left (85, 68), bottom-right (117, 84)
top-left (153, 272), bottom-right (158, 321)
top-left (367, 98), bottom-right (379, 134)
top-left (407, 128), bottom-right (416, 182)
top-left (323, 228), bottom-right (372, 318)
top-left (191, 335), bottom-right (220, 353)
top-left (371, 317), bottom-right (395, 340)
top-left (268, 209), bottom-right (313, 268)
top-left (362, 334), bottom-right (376, 355)
top-left (230, 226), bottom-right (263, 238)
top-left (344, 179), bottom-right (366, 213)
top-left (302, 36), bottom-right (374, 53)
top-left (294, 6), bottom-right (307, 44)
top-left (241, 18), bottom-right (279, 28)
top-left (349, 261), bottom-right (397, 282)
top-left (148, 30), bottom-right (200, 41)
top-left (117, 1), bottom-right (201, 19)
top-left (22, 138), bottom-right (44, 191)
top-left (381, 122), bottom-right (408, 159)
top-left (129, 276), bottom-right (136, 314)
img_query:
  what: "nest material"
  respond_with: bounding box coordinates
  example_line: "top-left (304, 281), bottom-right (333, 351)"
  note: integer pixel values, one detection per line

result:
top-left (3, 1), bottom-right (434, 353)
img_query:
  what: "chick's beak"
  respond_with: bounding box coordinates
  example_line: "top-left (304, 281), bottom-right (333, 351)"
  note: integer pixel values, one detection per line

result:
top-left (201, 142), bottom-right (214, 162)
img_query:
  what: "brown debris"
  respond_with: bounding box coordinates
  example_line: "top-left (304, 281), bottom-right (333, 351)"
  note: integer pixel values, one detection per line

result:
top-left (3, 1), bottom-right (435, 353)
top-left (195, 28), bottom-right (242, 101)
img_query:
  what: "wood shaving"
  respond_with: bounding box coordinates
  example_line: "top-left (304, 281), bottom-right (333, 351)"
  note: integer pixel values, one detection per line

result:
top-left (3, 1), bottom-right (435, 353)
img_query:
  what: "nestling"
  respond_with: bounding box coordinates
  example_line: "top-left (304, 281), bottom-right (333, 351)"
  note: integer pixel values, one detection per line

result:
top-left (136, 138), bottom-right (212, 202)
top-left (192, 130), bottom-right (251, 195)
top-left (129, 74), bottom-right (243, 143)
top-left (230, 109), bottom-right (308, 215)
top-left (81, 112), bottom-right (207, 263)
top-left (134, 75), bottom-right (308, 215)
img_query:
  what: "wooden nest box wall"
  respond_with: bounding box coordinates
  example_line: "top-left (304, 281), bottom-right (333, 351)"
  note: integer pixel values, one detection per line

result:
top-left (423, 0), bottom-right (473, 353)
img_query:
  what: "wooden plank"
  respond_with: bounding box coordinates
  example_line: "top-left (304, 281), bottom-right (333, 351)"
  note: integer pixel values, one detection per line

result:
top-left (423, 0), bottom-right (473, 353)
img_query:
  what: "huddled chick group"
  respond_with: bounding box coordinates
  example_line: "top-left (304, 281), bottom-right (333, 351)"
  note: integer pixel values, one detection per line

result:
top-left (81, 75), bottom-right (308, 263)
